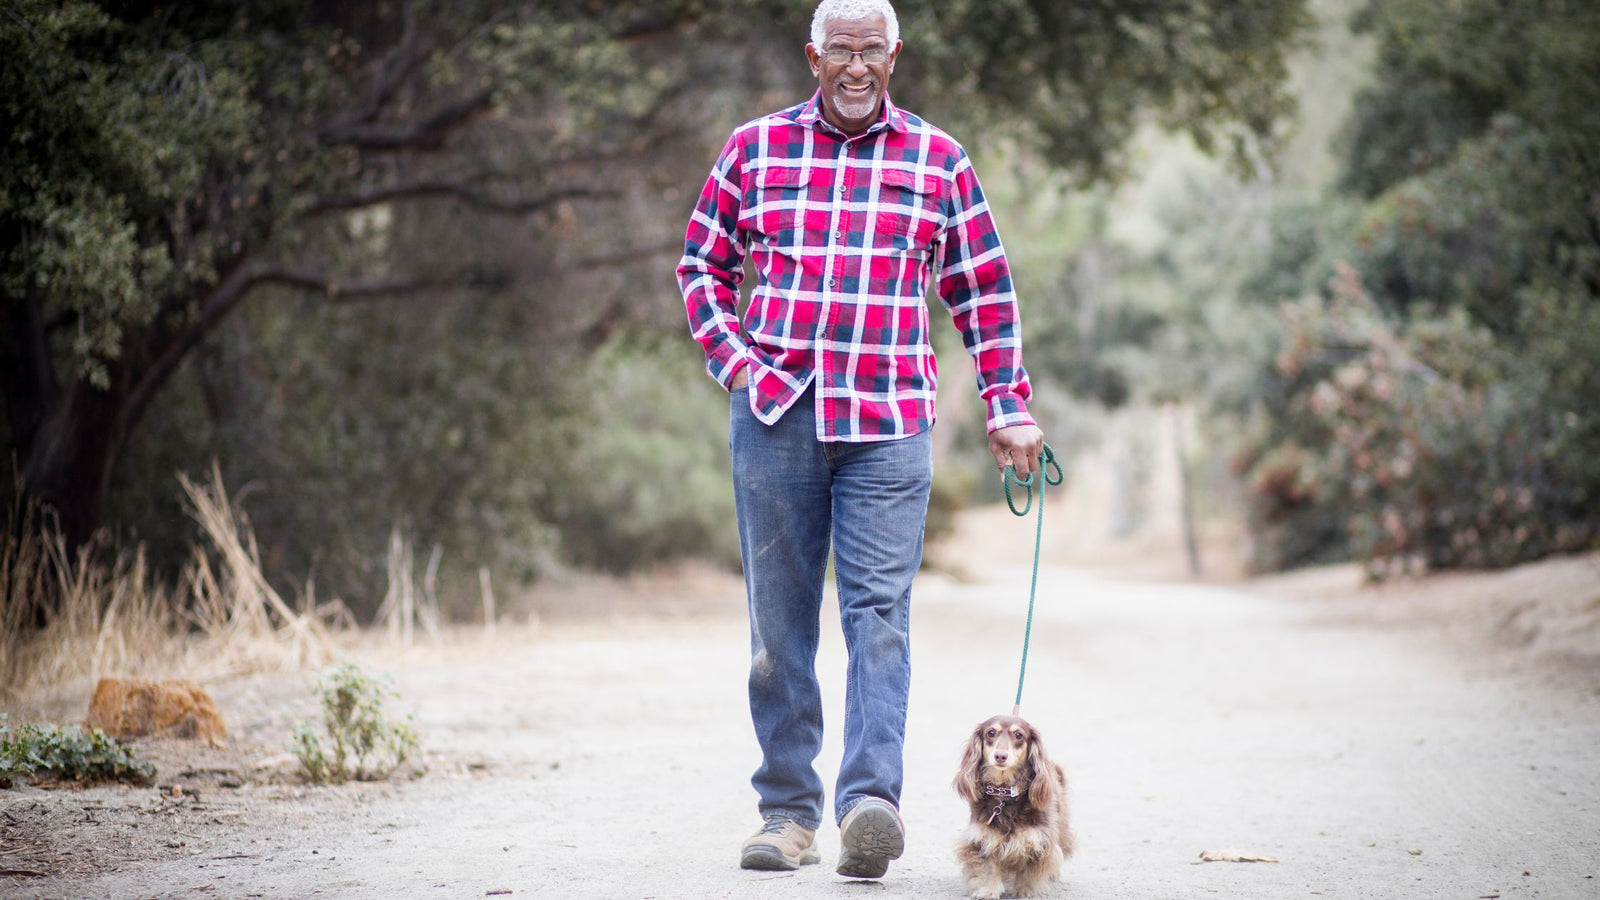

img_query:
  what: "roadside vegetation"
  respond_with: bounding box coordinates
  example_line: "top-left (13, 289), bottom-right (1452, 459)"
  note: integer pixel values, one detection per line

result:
top-left (1, 0), bottom-right (1595, 684)
top-left (290, 661), bottom-right (420, 784)
top-left (0, 715), bottom-right (155, 787)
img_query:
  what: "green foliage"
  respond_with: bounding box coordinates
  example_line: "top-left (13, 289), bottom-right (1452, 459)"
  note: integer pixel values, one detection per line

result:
top-left (1, 0), bottom-right (336, 386)
top-left (1236, 267), bottom-right (1598, 575)
top-left (290, 662), bottom-right (420, 784)
top-left (0, 714), bottom-right (156, 787)
top-left (6, 0), bottom-right (1316, 606)
top-left (1346, 120), bottom-right (1576, 335)
top-left (736, 0), bottom-right (1312, 182)
top-left (522, 334), bottom-right (742, 576)
top-left (1226, 0), bottom-right (1600, 573)
top-left (1338, 0), bottom-right (1600, 198)
top-left (990, 0), bottom-right (1600, 575)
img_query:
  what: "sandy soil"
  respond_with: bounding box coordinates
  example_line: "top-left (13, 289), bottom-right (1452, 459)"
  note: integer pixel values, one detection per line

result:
top-left (3, 513), bottom-right (1599, 900)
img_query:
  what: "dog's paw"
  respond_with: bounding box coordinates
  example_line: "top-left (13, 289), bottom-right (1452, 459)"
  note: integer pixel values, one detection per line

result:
top-left (970, 877), bottom-right (1006, 900)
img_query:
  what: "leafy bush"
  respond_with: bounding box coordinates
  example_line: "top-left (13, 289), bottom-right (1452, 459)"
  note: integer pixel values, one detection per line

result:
top-left (1237, 265), bottom-right (1597, 577)
top-left (0, 714), bottom-right (156, 787)
top-left (289, 662), bottom-right (420, 784)
top-left (1228, 0), bottom-right (1600, 575)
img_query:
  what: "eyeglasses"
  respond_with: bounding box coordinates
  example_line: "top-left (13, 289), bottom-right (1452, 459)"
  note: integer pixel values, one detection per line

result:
top-left (820, 46), bottom-right (890, 65)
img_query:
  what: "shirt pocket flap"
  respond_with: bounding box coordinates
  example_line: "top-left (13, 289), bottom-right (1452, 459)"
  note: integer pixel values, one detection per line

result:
top-left (879, 169), bottom-right (942, 198)
top-left (759, 167), bottom-right (806, 188)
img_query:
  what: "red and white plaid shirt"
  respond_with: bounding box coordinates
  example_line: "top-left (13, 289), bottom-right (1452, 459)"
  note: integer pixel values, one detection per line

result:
top-left (677, 91), bottom-right (1034, 441)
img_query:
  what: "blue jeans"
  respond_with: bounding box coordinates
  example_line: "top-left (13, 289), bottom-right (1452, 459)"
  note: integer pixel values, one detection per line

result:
top-left (729, 384), bottom-right (933, 830)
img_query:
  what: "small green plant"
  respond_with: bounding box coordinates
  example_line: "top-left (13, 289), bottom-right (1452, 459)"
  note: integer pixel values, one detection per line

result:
top-left (0, 714), bottom-right (156, 787)
top-left (289, 662), bottom-right (420, 783)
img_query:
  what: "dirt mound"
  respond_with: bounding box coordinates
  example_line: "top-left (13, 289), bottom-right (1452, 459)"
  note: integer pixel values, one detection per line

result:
top-left (85, 678), bottom-right (228, 747)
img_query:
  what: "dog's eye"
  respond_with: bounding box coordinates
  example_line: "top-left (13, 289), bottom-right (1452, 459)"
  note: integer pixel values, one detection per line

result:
top-left (1012, 731), bottom-right (1025, 742)
top-left (985, 728), bottom-right (997, 738)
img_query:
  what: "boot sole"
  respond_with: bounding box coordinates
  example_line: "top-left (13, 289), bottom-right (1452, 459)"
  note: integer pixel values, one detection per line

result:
top-left (740, 844), bottom-right (820, 871)
top-left (836, 803), bottom-right (904, 879)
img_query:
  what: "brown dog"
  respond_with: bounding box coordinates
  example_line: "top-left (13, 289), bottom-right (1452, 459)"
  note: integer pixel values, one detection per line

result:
top-left (952, 714), bottom-right (1073, 898)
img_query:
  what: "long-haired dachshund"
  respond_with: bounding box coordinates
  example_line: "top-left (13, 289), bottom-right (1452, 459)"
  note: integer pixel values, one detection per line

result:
top-left (952, 714), bottom-right (1074, 898)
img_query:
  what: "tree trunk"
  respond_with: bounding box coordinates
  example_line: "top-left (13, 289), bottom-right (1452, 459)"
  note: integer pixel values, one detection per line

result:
top-left (15, 377), bottom-right (130, 549)
top-left (1171, 405), bottom-right (1203, 578)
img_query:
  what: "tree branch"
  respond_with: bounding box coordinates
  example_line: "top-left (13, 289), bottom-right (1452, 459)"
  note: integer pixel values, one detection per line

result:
top-left (354, 0), bottom-right (420, 124)
top-left (319, 86), bottom-right (496, 151)
top-left (251, 265), bottom-right (509, 301)
top-left (122, 258), bottom-right (508, 433)
top-left (306, 182), bottom-right (619, 217)
top-left (563, 239), bottom-right (682, 271)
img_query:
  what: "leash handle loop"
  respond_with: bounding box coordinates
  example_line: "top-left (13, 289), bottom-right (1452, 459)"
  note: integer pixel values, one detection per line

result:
top-left (1001, 446), bottom-right (1063, 517)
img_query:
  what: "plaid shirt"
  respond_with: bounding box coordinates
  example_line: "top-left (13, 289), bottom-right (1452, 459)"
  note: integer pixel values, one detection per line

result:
top-left (677, 91), bottom-right (1034, 441)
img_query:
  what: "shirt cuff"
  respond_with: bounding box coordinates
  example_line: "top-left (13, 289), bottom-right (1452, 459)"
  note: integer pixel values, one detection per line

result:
top-left (722, 357), bottom-right (750, 391)
top-left (985, 393), bottom-right (1035, 433)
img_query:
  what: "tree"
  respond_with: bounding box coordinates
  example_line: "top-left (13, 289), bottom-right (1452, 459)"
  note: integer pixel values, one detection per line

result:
top-left (1, 0), bottom-right (684, 550)
top-left (1229, 0), bottom-right (1600, 572)
top-left (3, 0), bottom-right (1312, 596)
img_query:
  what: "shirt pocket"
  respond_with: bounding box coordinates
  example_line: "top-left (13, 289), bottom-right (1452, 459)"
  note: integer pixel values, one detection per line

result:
top-left (873, 169), bottom-right (944, 247)
top-left (743, 166), bottom-right (807, 240)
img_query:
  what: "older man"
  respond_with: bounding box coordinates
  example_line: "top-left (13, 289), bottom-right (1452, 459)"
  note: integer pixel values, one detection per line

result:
top-left (676, 0), bottom-right (1045, 879)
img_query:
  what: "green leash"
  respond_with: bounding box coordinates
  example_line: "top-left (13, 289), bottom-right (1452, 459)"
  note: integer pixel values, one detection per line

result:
top-left (1001, 442), bottom-right (1063, 715)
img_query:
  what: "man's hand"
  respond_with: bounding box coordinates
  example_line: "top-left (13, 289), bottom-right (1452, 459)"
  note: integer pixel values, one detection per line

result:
top-left (730, 368), bottom-right (750, 390)
top-left (989, 424), bottom-right (1045, 478)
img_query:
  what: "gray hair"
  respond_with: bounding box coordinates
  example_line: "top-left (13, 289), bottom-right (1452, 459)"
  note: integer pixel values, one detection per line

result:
top-left (810, 0), bottom-right (900, 49)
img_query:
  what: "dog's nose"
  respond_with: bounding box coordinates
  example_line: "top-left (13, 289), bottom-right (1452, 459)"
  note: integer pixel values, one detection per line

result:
top-left (994, 753), bottom-right (1008, 765)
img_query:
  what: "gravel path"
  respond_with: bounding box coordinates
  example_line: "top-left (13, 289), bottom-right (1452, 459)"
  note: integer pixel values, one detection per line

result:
top-left (10, 559), bottom-right (1600, 899)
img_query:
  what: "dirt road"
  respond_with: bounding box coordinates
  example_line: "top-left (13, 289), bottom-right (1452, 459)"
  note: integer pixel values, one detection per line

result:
top-left (7, 550), bottom-right (1600, 899)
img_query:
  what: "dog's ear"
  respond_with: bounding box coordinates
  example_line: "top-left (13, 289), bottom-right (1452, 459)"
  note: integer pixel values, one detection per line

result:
top-left (953, 725), bottom-right (985, 803)
top-left (1025, 725), bottom-right (1058, 810)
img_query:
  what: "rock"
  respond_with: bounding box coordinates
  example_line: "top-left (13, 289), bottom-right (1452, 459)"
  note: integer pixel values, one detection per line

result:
top-left (86, 678), bottom-right (227, 747)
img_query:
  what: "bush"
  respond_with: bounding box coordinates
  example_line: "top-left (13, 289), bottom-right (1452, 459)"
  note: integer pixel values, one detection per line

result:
top-left (289, 662), bottom-right (420, 784)
top-left (1237, 265), bottom-right (1598, 577)
top-left (0, 714), bottom-right (156, 787)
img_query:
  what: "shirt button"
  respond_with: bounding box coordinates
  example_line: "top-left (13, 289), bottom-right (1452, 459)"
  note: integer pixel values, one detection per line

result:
top-left (827, 277), bottom-right (837, 288)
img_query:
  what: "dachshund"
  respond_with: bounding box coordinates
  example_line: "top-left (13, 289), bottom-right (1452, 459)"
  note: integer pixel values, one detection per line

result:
top-left (952, 714), bottom-right (1074, 898)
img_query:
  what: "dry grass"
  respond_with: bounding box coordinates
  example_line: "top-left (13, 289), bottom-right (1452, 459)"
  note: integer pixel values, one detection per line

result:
top-left (1, 465), bottom-right (347, 706)
top-left (1, 506), bottom-right (186, 698)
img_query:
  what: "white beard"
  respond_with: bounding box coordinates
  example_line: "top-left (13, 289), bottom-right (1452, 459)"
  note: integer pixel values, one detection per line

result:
top-left (829, 84), bottom-right (879, 123)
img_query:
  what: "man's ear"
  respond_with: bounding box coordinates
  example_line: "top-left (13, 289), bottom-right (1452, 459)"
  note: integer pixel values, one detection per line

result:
top-left (887, 40), bottom-right (902, 75)
top-left (806, 42), bottom-right (822, 77)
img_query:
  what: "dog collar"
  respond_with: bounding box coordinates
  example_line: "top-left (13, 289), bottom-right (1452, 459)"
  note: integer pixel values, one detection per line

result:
top-left (983, 783), bottom-right (1020, 799)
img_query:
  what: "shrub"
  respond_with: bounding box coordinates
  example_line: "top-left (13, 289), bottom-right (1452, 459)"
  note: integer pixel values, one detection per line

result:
top-left (289, 662), bottom-right (420, 784)
top-left (1237, 264), bottom-right (1598, 577)
top-left (0, 714), bottom-right (156, 787)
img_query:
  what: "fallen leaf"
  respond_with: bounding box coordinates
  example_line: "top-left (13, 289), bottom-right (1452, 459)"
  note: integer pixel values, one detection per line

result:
top-left (1408, 849), bottom-right (1423, 856)
top-left (1198, 849), bottom-right (1279, 863)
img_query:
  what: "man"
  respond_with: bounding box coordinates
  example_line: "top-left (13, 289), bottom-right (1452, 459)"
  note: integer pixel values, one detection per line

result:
top-left (676, 0), bottom-right (1045, 880)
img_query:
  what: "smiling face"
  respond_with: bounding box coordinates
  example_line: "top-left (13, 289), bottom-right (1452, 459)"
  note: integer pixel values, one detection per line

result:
top-left (805, 13), bottom-right (900, 134)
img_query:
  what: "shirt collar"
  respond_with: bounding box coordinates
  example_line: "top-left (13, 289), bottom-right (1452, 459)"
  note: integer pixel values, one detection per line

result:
top-left (796, 90), bottom-right (908, 137)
